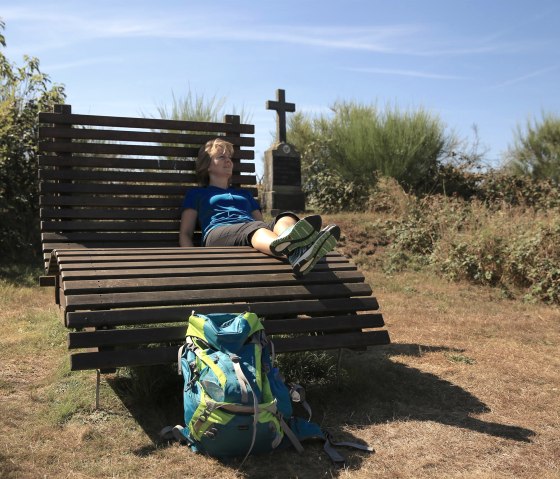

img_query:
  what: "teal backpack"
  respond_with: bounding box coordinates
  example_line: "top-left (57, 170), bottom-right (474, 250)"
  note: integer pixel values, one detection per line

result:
top-left (161, 312), bottom-right (373, 465)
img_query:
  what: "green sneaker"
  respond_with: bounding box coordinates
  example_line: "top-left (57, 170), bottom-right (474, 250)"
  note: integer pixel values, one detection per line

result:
top-left (288, 224), bottom-right (341, 277)
top-left (270, 215), bottom-right (322, 256)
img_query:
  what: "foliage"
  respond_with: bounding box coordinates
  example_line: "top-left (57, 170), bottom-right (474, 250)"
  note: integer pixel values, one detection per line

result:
top-left (376, 191), bottom-right (560, 304)
top-left (504, 112), bottom-right (560, 183)
top-left (0, 19), bottom-right (66, 261)
top-left (477, 170), bottom-right (560, 209)
top-left (300, 139), bottom-right (372, 213)
top-left (275, 349), bottom-right (340, 386)
top-left (288, 101), bottom-right (453, 203)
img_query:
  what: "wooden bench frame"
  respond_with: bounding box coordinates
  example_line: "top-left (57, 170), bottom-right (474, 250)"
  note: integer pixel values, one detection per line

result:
top-left (38, 103), bottom-right (390, 373)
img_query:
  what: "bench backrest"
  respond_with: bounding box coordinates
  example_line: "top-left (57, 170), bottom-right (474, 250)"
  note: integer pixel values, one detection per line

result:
top-left (38, 105), bottom-right (256, 268)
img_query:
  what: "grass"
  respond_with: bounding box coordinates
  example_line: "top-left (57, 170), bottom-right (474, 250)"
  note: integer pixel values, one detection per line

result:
top-left (1, 228), bottom-right (559, 478)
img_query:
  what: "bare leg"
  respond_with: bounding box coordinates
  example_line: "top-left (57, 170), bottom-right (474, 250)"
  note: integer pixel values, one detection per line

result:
top-left (250, 216), bottom-right (297, 256)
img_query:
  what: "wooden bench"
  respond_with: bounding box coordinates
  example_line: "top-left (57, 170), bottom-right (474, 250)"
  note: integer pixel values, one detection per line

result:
top-left (38, 103), bottom-right (390, 373)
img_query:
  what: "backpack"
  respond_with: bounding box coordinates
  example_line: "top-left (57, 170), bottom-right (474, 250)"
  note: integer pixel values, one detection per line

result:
top-left (161, 311), bottom-right (373, 465)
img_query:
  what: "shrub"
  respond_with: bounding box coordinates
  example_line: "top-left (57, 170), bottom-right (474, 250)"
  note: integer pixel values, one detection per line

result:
top-left (504, 112), bottom-right (560, 183)
top-left (374, 188), bottom-right (560, 304)
top-left (477, 170), bottom-right (560, 210)
top-left (301, 140), bottom-right (372, 213)
top-left (0, 20), bottom-right (66, 261)
top-left (289, 101), bottom-right (453, 198)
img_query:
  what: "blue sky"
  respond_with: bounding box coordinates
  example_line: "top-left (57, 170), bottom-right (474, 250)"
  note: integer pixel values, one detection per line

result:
top-left (2, 0), bottom-right (559, 174)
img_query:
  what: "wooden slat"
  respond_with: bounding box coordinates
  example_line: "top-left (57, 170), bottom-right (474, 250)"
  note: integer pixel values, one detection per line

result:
top-left (39, 169), bottom-right (256, 185)
top-left (69, 326), bottom-right (187, 349)
top-left (272, 330), bottom-right (391, 352)
top-left (43, 241), bottom-right (183, 254)
top-left (54, 246), bottom-right (258, 258)
top-left (40, 182), bottom-right (188, 196)
top-left (41, 220), bottom-right (180, 232)
top-left (40, 155), bottom-right (195, 171)
top-left (39, 141), bottom-right (255, 159)
top-left (54, 252), bottom-right (344, 265)
top-left (42, 232), bottom-right (181, 242)
top-left (67, 314), bottom-right (384, 349)
top-left (64, 282), bottom-right (373, 311)
top-left (39, 112), bottom-right (254, 134)
top-left (41, 208), bottom-right (181, 220)
top-left (39, 182), bottom-right (258, 197)
top-left (70, 346), bottom-right (188, 371)
top-left (62, 270), bottom-right (365, 294)
top-left (58, 262), bottom-right (354, 281)
top-left (39, 155), bottom-right (255, 173)
top-left (56, 256), bottom-right (347, 271)
top-left (40, 195), bottom-right (187, 208)
top-left (65, 297), bottom-right (381, 328)
top-left (39, 169), bottom-right (196, 184)
top-left (264, 314), bottom-right (385, 334)
top-left (68, 330), bottom-right (390, 371)
top-left (39, 127), bottom-right (255, 147)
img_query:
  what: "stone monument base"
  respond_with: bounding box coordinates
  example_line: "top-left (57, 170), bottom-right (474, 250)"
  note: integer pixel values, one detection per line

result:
top-left (264, 186), bottom-right (306, 215)
top-left (263, 142), bottom-right (305, 213)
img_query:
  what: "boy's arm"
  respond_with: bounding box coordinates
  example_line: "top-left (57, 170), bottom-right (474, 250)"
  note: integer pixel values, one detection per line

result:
top-left (179, 208), bottom-right (198, 247)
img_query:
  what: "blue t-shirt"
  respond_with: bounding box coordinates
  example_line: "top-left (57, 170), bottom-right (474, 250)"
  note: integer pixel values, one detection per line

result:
top-left (182, 186), bottom-right (261, 242)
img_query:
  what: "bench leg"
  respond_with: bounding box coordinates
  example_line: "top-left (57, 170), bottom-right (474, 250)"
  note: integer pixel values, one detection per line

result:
top-left (336, 348), bottom-right (343, 388)
top-left (95, 369), bottom-right (101, 410)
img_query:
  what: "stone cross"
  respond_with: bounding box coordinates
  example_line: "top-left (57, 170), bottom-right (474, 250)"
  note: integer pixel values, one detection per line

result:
top-left (266, 89), bottom-right (296, 143)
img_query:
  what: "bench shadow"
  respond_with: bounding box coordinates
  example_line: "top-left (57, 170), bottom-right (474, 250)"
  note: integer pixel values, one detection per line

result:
top-left (106, 342), bottom-right (534, 478)
top-left (331, 343), bottom-right (535, 444)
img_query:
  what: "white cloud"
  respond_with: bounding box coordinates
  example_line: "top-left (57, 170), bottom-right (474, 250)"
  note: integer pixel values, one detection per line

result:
top-left (346, 67), bottom-right (466, 80)
top-left (495, 66), bottom-right (558, 88)
top-left (2, 4), bottom-right (527, 58)
top-left (44, 56), bottom-right (123, 71)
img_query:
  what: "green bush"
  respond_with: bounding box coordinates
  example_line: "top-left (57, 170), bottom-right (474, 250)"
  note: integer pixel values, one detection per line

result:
top-left (381, 193), bottom-right (560, 304)
top-left (301, 140), bottom-right (372, 213)
top-left (477, 170), bottom-right (560, 209)
top-left (0, 20), bottom-right (66, 261)
top-left (504, 112), bottom-right (560, 183)
top-left (289, 101), bottom-right (452, 200)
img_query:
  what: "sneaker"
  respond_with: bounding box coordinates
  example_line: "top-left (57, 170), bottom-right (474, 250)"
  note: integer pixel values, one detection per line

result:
top-left (269, 215), bottom-right (322, 256)
top-left (288, 224), bottom-right (341, 277)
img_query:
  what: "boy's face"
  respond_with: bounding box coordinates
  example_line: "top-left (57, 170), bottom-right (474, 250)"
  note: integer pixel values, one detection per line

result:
top-left (208, 147), bottom-right (233, 178)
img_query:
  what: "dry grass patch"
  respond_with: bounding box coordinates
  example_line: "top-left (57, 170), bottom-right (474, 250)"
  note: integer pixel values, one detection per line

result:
top-left (1, 254), bottom-right (559, 478)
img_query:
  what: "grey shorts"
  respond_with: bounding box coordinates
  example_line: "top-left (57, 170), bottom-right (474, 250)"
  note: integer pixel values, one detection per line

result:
top-left (204, 212), bottom-right (299, 247)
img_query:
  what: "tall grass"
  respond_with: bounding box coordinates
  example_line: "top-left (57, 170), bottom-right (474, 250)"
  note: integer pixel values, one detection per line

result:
top-left (149, 88), bottom-right (251, 124)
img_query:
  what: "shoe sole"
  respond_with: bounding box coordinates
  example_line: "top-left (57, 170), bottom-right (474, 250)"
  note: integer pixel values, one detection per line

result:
top-left (270, 215), bottom-right (322, 255)
top-left (292, 225), bottom-right (341, 276)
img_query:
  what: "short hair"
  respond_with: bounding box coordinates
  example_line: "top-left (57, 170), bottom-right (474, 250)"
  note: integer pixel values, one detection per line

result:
top-left (196, 138), bottom-right (234, 186)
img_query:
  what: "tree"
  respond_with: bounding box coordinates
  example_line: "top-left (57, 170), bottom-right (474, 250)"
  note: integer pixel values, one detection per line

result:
top-left (505, 112), bottom-right (560, 184)
top-left (0, 19), bottom-right (66, 261)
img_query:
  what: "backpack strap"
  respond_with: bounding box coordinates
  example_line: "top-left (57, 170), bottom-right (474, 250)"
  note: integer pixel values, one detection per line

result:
top-left (229, 354), bottom-right (249, 404)
top-left (278, 417), bottom-right (305, 453)
top-left (289, 383), bottom-right (313, 421)
top-left (160, 425), bottom-right (194, 447)
top-left (323, 431), bottom-right (375, 465)
top-left (177, 344), bottom-right (186, 375)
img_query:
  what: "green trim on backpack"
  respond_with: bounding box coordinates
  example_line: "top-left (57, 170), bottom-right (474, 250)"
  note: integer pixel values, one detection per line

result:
top-left (190, 337), bottom-right (227, 388)
top-left (189, 390), bottom-right (282, 442)
top-left (244, 312), bottom-right (265, 336)
top-left (186, 313), bottom-right (206, 340)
